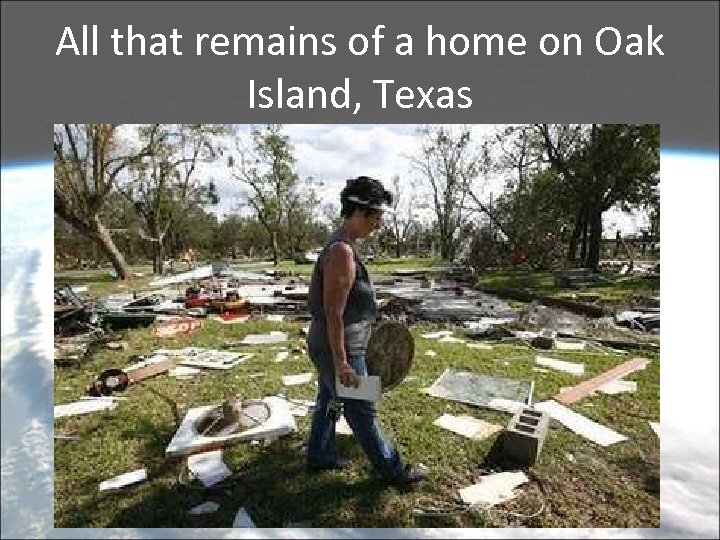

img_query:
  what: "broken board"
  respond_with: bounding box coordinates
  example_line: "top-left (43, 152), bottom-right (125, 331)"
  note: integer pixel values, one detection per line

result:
top-left (534, 400), bottom-right (627, 446)
top-left (554, 357), bottom-right (650, 405)
top-left (425, 368), bottom-right (532, 410)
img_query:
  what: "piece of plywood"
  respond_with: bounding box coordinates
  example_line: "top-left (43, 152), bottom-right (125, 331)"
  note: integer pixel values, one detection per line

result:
top-left (98, 468), bottom-right (147, 491)
top-left (554, 357), bottom-right (651, 405)
top-left (534, 400), bottom-right (627, 446)
top-left (54, 399), bottom-right (118, 419)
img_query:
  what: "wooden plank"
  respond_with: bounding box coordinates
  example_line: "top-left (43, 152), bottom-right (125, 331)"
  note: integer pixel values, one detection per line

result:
top-left (554, 357), bottom-right (651, 405)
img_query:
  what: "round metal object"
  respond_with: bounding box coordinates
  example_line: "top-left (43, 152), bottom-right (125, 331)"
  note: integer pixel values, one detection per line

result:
top-left (366, 320), bottom-right (414, 392)
top-left (87, 368), bottom-right (129, 396)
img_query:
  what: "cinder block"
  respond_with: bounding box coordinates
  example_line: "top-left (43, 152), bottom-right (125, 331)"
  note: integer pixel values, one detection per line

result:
top-left (502, 407), bottom-right (550, 467)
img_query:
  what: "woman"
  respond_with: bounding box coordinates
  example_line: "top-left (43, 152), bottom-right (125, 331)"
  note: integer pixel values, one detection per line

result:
top-left (305, 176), bottom-right (427, 485)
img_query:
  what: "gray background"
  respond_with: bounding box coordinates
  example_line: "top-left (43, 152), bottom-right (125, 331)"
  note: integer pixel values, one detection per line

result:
top-left (1, 0), bottom-right (718, 164)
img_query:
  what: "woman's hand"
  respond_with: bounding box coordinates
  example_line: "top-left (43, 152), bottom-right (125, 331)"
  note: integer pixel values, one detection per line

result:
top-left (335, 360), bottom-right (361, 388)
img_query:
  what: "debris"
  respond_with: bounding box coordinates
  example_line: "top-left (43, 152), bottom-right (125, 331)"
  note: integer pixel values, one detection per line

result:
top-left (532, 367), bottom-right (550, 374)
top-left (336, 416), bottom-right (353, 436)
top-left (282, 373), bottom-right (313, 387)
top-left (188, 501), bottom-right (220, 515)
top-left (105, 341), bottom-right (128, 351)
top-left (274, 351), bottom-right (290, 363)
top-left (165, 396), bottom-right (296, 458)
top-left (187, 450), bottom-right (232, 487)
top-left (502, 408), bottom-right (550, 467)
top-left (266, 314), bottom-right (285, 322)
top-left (241, 331), bottom-right (288, 345)
top-left (148, 264), bottom-right (214, 287)
top-left (232, 506), bottom-right (256, 528)
top-left (54, 399), bottom-right (118, 419)
top-left (531, 330), bottom-right (556, 350)
top-left (535, 355), bottom-right (585, 376)
top-left (421, 330), bottom-right (454, 339)
top-left (433, 414), bottom-right (501, 440)
top-left (649, 421), bottom-right (659, 437)
top-left (485, 398), bottom-right (528, 414)
top-left (458, 471), bottom-right (529, 507)
top-left (467, 343), bottom-right (493, 350)
top-left (169, 365), bottom-right (202, 379)
top-left (555, 339), bottom-right (587, 351)
top-left (175, 349), bottom-right (252, 370)
top-left (439, 335), bottom-right (465, 344)
top-left (335, 375), bottom-right (381, 402)
top-left (425, 350), bottom-right (437, 357)
top-left (211, 314), bottom-right (250, 324)
top-left (554, 357), bottom-right (651, 405)
top-left (152, 317), bottom-right (202, 338)
top-left (425, 368), bottom-right (533, 410)
top-left (598, 380), bottom-right (637, 395)
top-left (534, 400), bottom-right (627, 446)
top-left (285, 399), bottom-right (315, 417)
top-left (565, 453), bottom-right (575, 462)
top-left (98, 468), bottom-right (147, 491)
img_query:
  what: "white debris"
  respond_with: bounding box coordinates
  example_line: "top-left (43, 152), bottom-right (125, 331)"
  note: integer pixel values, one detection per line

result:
top-left (266, 314), bottom-right (285, 322)
top-left (534, 400), bottom-right (627, 446)
top-left (433, 414), bottom-right (501, 440)
top-left (54, 399), bottom-right (118, 419)
top-left (282, 373), bottom-right (313, 386)
top-left (274, 351), bottom-right (290, 363)
top-left (169, 365), bottom-right (202, 379)
top-left (459, 471), bottom-right (529, 507)
top-left (535, 355), bottom-right (585, 376)
top-left (99, 468), bottom-right (147, 491)
top-left (438, 335), bottom-right (465, 344)
top-left (241, 331), bottom-right (288, 345)
top-left (467, 343), bottom-right (493, 350)
top-left (425, 350), bottom-right (437, 357)
top-left (555, 340), bottom-right (587, 351)
top-left (532, 367), bottom-right (550, 373)
top-left (598, 379), bottom-right (637, 395)
top-left (649, 421), bottom-right (660, 437)
top-left (187, 450), bottom-right (232, 487)
top-left (336, 416), bottom-right (353, 436)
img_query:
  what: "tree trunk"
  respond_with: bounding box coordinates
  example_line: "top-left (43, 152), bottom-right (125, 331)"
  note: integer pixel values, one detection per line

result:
top-left (567, 217), bottom-right (582, 264)
top-left (91, 216), bottom-right (133, 280)
top-left (586, 209), bottom-right (603, 270)
top-left (580, 220), bottom-right (588, 264)
top-left (271, 230), bottom-right (279, 266)
top-left (395, 239), bottom-right (401, 259)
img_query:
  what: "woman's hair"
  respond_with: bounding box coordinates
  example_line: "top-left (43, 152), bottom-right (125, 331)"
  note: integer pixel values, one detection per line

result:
top-left (339, 176), bottom-right (393, 218)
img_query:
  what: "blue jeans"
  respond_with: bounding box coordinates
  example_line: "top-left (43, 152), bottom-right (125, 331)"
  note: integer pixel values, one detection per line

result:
top-left (305, 345), bottom-right (405, 479)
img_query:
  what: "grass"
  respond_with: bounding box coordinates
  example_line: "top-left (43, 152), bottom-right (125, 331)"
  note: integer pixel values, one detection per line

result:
top-left (476, 269), bottom-right (659, 307)
top-left (54, 267), bottom-right (660, 528)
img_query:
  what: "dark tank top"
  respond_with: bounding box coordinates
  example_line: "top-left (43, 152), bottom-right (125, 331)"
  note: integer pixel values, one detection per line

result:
top-left (307, 228), bottom-right (378, 355)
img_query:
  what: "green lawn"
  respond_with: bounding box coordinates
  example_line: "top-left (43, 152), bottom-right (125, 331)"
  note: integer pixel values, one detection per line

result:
top-left (54, 266), bottom-right (659, 528)
top-left (476, 269), bottom-right (659, 307)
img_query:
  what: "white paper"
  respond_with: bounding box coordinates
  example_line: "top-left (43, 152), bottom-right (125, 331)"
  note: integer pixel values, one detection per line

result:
top-left (536, 355), bottom-right (585, 376)
top-left (459, 471), bottom-right (529, 506)
top-left (335, 375), bottom-right (381, 402)
top-left (274, 351), bottom-right (290, 363)
top-left (99, 468), bottom-right (147, 491)
top-left (282, 373), bottom-right (313, 386)
top-left (232, 506), bottom-right (256, 527)
top-left (555, 340), bottom-right (587, 351)
top-left (433, 414), bottom-right (501, 440)
top-left (169, 365), bottom-right (202, 378)
top-left (54, 399), bottom-right (118, 419)
top-left (535, 400), bottom-right (627, 446)
top-left (187, 450), bottom-right (232, 487)
top-left (336, 416), bottom-right (353, 435)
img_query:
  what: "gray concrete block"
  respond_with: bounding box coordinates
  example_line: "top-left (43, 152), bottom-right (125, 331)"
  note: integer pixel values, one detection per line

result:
top-left (502, 407), bottom-right (550, 467)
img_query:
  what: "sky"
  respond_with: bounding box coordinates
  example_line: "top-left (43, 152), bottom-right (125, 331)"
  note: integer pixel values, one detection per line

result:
top-left (197, 124), bottom-right (652, 237)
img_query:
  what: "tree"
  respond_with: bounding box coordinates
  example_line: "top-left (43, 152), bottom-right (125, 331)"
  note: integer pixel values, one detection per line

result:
top-left (538, 124), bottom-right (659, 269)
top-left (230, 124), bottom-right (300, 265)
top-left (386, 175), bottom-right (418, 258)
top-left (409, 125), bottom-right (482, 261)
top-left (118, 124), bottom-right (227, 274)
top-left (54, 124), bottom-right (163, 280)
